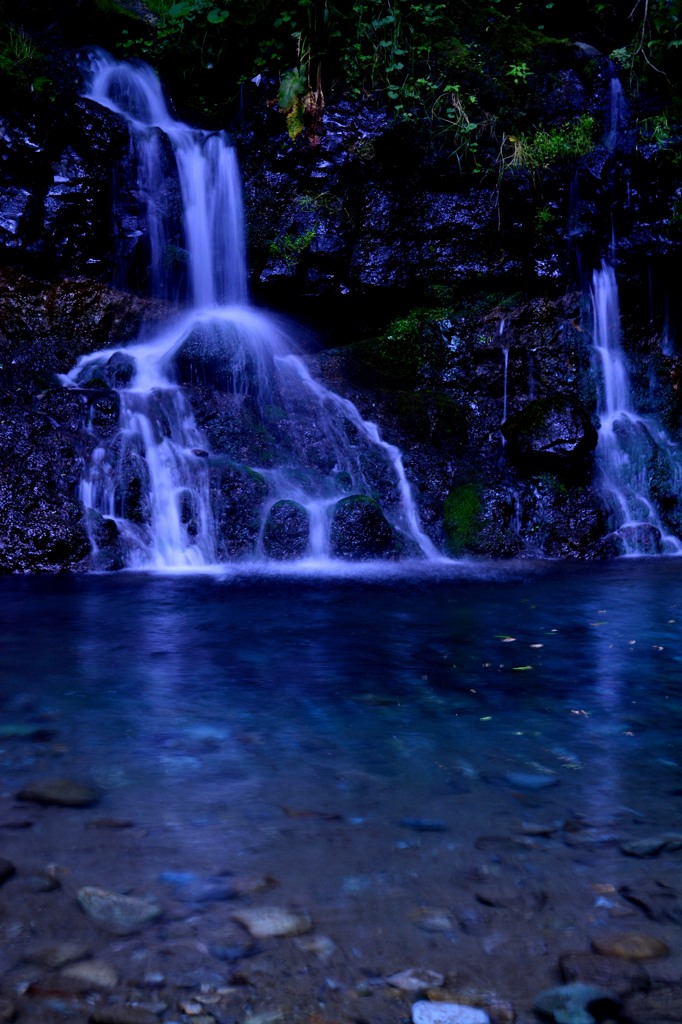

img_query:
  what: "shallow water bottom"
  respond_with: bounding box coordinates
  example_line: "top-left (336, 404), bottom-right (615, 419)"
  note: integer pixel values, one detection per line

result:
top-left (0, 560), bottom-right (680, 1023)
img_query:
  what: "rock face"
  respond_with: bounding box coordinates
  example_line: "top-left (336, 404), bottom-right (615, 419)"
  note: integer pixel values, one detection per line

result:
top-left (0, 37), bottom-right (680, 569)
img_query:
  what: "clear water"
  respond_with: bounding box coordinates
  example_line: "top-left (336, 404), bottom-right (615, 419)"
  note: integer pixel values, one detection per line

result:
top-left (1, 564), bottom-right (680, 1019)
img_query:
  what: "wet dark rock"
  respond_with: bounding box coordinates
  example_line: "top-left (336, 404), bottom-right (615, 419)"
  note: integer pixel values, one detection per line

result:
top-left (329, 494), bottom-right (402, 559)
top-left (210, 460), bottom-right (268, 559)
top-left (502, 394), bottom-right (598, 475)
top-left (16, 777), bottom-right (99, 807)
top-left (0, 857), bottom-right (16, 886)
top-left (262, 499), bottom-right (310, 559)
top-left (559, 951), bottom-right (650, 997)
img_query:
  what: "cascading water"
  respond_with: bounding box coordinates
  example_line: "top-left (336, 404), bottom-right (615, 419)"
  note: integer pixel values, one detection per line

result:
top-left (590, 261), bottom-right (682, 554)
top-left (66, 51), bottom-right (438, 570)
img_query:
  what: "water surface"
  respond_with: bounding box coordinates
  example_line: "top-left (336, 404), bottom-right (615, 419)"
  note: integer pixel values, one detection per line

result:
top-left (0, 561), bottom-right (680, 1021)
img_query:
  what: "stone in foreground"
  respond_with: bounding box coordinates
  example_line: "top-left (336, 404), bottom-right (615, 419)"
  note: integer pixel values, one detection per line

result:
top-left (411, 1001), bottom-right (490, 1024)
top-left (231, 906), bottom-right (312, 938)
top-left (77, 886), bottom-right (161, 934)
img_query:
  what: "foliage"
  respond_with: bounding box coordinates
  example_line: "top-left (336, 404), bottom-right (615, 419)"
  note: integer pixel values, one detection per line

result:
top-left (268, 226), bottom-right (317, 269)
top-left (0, 25), bottom-right (48, 92)
top-left (502, 114), bottom-right (596, 173)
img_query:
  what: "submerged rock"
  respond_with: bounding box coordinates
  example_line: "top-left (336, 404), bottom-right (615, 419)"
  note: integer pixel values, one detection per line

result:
top-left (386, 968), bottom-right (445, 991)
top-left (411, 1001), bottom-right (490, 1024)
top-left (533, 981), bottom-right (621, 1024)
top-left (231, 906), bottom-right (313, 938)
top-left (16, 777), bottom-right (99, 807)
top-left (77, 886), bottom-right (161, 934)
top-left (591, 932), bottom-right (670, 959)
top-left (0, 858), bottom-right (15, 885)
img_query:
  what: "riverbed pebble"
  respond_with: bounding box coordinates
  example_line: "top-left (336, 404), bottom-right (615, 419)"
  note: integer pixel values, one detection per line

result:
top-left (533, 981), bottom-right (621, 1024)
top-left (230, 906), bottom-right (312, 938)
top-left (77, 885), bottom-right (162, 934)
top-left (386, 968), bottom-right (445, 991)
top-left (591, 932), bottom-right (670, 959)
top-left (62, 959), bottom-right (119, 989)
top-left (411, 1000), bottom-right (490, 1024)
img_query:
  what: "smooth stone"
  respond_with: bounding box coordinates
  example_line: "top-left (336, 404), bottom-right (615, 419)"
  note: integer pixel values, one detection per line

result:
top-left (533, 982), bottom-right (621, 1024)
top-left (386, 968), bottom-right (445, 991)
top-left (0, 857), bottom-right (16, 885)
top-left (591, 932), bottom-right (671, 959)
top-left (25, 941), bottom-right (91, 968)
top-left (411, 1001), bottom-right (490, 1024)
top-left (77, 886), bottom-right (161, 934)
top-left (231, 906), bottom-right (312, 938)
top-left (559, 951), bottom-right (650, 996)
top-left (506, 772), bottom-right (558, 789)
top-left (89, 1006), bottom-right (161, 1024)
top-left (62, 959), bottom-right (118, 989)
top-left (294, 934), bottom-right (337, 959)
top-left (17, 777), bottom-right (99, 807)
top-left (621, 834), bottom-right (682, 857)
top-left (413, 909), bottom-right (455, 933)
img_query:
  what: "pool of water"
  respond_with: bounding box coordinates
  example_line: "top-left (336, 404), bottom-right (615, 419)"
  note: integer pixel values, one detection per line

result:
top-left (0, 560), bottom-right (680, 1023)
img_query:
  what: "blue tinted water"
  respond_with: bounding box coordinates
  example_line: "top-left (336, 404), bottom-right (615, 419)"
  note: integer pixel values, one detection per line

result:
top-left (0, 562), bottom-right (680, 1020)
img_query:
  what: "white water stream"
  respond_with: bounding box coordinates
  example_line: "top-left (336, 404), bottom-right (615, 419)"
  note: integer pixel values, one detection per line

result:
top-left (591, 261), bottom-right (682, 554)
top-left (66, 51), bottom-right (438, 569)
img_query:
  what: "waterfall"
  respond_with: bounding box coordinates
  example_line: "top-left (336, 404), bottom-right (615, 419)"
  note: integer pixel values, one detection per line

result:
top-left (66, 51), bottom-right (437, 570)
top-left (590, 262), bottom-right (682, 554)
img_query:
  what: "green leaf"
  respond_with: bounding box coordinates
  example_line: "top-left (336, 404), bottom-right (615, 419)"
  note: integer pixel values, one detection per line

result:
top-left (168, 2), bottom-right (193, 18)
top-left (207, 8), bottom-right (229, 24)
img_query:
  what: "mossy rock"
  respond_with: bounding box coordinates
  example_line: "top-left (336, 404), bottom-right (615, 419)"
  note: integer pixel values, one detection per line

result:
top-left (443, 483), bottom-right (482, 556)
top-left (263, 499), bottom-right (309, 560)
top-left (329, 494), bottom-right (402, 560)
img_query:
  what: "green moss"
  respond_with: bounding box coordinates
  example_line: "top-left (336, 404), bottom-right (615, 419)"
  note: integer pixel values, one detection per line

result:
top-left (443, 483), bottom-right (482, 556)
top-left (352, 307), bottom-right (452, 390)
top-left (268, 226), bottom-right (317, 270)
